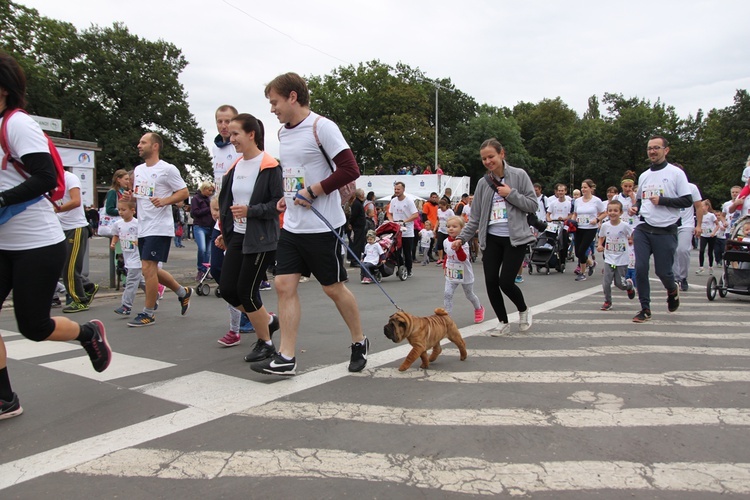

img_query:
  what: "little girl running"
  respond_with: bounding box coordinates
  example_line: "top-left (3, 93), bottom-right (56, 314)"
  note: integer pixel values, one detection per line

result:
top-left (443, 216), bottom-right (484, 323)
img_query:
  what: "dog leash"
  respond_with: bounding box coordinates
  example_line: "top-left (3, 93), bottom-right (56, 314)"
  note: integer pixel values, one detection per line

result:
top-left (295, 193), bottom-right (403, 311)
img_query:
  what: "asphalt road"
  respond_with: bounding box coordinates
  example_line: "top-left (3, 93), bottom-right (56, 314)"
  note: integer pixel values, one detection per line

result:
top-left (1, 235), bottom-right (749, 498)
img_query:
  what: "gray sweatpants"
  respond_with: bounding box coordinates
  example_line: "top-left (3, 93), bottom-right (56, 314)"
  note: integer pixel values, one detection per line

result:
top-left (602, 263), bottom-right (631, 303)
top-left (672, 226), bottom-right (694, 282)
top-left (121, 267), bottom-right (146, 309)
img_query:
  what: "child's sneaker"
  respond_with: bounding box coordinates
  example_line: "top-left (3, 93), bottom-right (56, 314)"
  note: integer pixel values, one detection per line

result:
top-left (588, 260), bottom-right (597, 276)
top-left (217, 331), bottom-right (241, 347)
top-left (114, 305), bottom-right (131, 315)
top-left (600, 301), bottom-right (612, 311)
top-left (157, 284), bottom-right (166, 300)
top-left (128, 312), bottom-right (156, 327)
top-left (695, 267), bottom-right (704, 275)
top-left (626, 279), bottom-right (636, 300)
top-left (474, 306), bottom-right (485, 323)
top-left (575, 274), bottom-right (587, 281)
top-left (514, 275), bottom-right (524, 283)
top-left (361, 277), bottom-right (373, 284)
top-left (178, 287), bottom-right (192, 315)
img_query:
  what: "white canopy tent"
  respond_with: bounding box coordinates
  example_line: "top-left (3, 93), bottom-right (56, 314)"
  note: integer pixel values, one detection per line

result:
top-left (356, 174), bottom-right (470, 203)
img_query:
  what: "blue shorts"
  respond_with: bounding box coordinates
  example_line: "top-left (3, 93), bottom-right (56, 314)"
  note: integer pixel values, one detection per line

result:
top-left (276, 227), bottom-right (347, 286)
top-left (138, 236), bottom-right (171, 263)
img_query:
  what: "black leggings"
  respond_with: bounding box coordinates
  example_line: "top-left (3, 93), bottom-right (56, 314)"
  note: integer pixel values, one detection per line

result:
top-left (574, 228), bottom-right (598, 265)
top-left (699, 236), bottom-right (716, 267)
top-left (0, 241), bottom-right (65, 341)
top-left (219, 232), bottom-right (274, 313)
top-left (481, 234), bottom-right (528, 323)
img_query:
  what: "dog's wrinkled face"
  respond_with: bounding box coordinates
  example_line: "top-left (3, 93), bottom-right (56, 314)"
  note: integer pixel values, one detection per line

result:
top-left (384, 311), bottom-right (410, 343)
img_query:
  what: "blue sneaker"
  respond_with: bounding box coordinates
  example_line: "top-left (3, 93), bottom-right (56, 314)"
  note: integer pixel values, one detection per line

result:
top-left (239, 314), bottom-right (255, 334)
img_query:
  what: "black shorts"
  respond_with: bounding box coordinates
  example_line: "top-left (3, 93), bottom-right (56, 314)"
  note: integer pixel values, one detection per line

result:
top-left (276, 227), bottom-right (347, 286)
top-left (138, 236), bottom-right (171, 263)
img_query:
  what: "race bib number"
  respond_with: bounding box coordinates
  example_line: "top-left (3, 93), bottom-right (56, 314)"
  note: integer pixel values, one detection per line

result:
top-left (578, 214), bottom-right (592, 225)
top-left (121, 239), bottom-right (136, 251)
top-left (282, 166), bottom-right (305, 202)
top-left (133, 178), bottom-right (155, 199)
top-left (489, 197), bottom-right (508, 224)
top-left (641, 187), bottom-right (665, 199)
top-left (702, 226), bottom-right (713, 237)
top-left (234, 216), bottom-right (247, 226)
top-left (605, 238), bottom-right (627, 253)
top-left (445, 260), bottom-right (464, 282)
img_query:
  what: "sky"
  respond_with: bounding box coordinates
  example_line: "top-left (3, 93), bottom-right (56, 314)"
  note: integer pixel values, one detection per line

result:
top-left (16, 0), bottom-right (750, 160)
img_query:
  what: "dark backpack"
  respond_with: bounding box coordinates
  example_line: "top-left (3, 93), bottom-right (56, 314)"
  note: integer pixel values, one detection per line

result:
top-left (0, 109), bottom-right (66, 202)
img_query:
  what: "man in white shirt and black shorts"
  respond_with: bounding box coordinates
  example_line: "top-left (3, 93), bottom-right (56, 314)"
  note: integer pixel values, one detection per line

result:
top-left (250, 72), bottom-right (367, 376)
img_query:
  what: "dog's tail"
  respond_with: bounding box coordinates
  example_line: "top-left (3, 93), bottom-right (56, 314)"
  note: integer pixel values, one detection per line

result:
top-left (434, 308), bottom-right (449, 316)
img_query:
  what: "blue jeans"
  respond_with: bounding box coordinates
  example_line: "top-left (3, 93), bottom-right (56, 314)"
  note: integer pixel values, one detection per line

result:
top-left (193, 225), bottom-right (212, 272)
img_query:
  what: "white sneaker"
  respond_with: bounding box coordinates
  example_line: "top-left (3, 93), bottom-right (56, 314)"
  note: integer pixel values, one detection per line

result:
top-left (695, 268), bottom-right (704, 275)
top-left (490, 322), bottom-right (511, 337)
top-left (519, 309), bottom-right (532, 332)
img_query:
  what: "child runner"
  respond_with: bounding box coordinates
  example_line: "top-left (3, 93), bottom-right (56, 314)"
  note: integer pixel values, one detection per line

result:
top-left (360, 230), bottom-right (384, 283)
top-left (443, 216), bottom-right (485, 323)
top-left (435, 198), bottom-right (454, 265)
top-left (696, 199), bottom-right (718, 275)
top-left (597, 200), bottom-right (636, 310)
top-left (111, 199), bottom-right (146, 315)
top-left (420, 220), bottom-right (435, 266)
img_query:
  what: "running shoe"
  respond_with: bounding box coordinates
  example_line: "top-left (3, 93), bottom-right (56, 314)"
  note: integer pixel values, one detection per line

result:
top-left (600, 301), bottom-right (612, 311)
top-left (84, 283), bottom-right (100, 305)
top-left (515, 275), bottom-right (524, 283)
top-left (299, 276), bottom-right (310, 283)
top-left (349, 337), bottom-right (370, 372)
top-left (80, 320), bottom-right (111, 372)
top-left (268, 313), bottom-right (280, 337)
top-left (259, 281), bottom-right (272, 291)
top-left (575, 274), bottom-right (587, 282)
top-left (114, 305), bottom-right (131, 315)
top-left (51, 297), bottom-right (62, 308)
top-left (251, 353), bottom-right (297, 376)
top-left (128, 312), bottom-right (156, 327)
top-left (0, 392), bottom-right (23, 420)
top-left (244, 339), bottom-right (276, 362)
top-left (63, 302), bottom-right (89, 314)
top-left (217, 331), bottom-right (241, 347)
top-left (588, 260), bottom-right (596, 276)
top-left (196, 270), bottom-right (205, 282)
top-left (474, 306), bottom-right (485, 323)
top-left (667, 287), bottom-right (680, 312)
top-left (157, 284), bottom-right (166, 300)
top-left (574, 266), bottom-right (581, 275)
top-left (708, 267), bottom-right (713, 275)
top-left (695, 268), bottom-right (704, 275)
top-left (626, 279), bottom-right (636, 300)
top-left (519, 309), bottom-right (532, 332)
top-left (178, 287), bottom-right (192, 315)
top-left (490, 322), bottom-right (511, 337)
top-left (632, 308), bottom-right (652, 323)
top-left (239, 315), bottom-right (255, 334)
top-left (361, 277), bottom-right (373, 284)
top-left (680, 278), bottom-right (689, 292)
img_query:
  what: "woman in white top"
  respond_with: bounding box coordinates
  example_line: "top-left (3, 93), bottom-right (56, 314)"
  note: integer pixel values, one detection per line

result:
top-left (571, 179), bottom-right (607, 281)
top-left (696, 199), bottom-right (718, 274)
top-left (0, 52), bottom-right (110, 420)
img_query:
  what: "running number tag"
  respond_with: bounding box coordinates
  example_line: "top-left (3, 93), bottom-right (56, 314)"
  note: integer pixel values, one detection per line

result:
top-left (121, 239), bottom-right (135, 250)
top-left (578, 214), bottom-right (592, 225)
top-left (283, 166), bottom-right (305, 203)
top-left (547, 221), bottom-right (559, 233)
top-left (702, 226), bottom-right (713, 237)
top-left (605, 238), bottom-right (627, 253)
top-left (133, 179), bottom-right (155, 199)
top-left (445, 260), bottom-right (464, 282)
top-left (489, 196), bottom-right (508, 224)
top-left (641, 186), bottom-right (665, 199)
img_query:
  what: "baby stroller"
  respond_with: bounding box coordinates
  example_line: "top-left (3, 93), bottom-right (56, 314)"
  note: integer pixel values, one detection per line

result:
top-left (372, 221), bottom-right (408, 282)
top-left (529, 221), bottom-right (566, 275)
top-left (707, 215), bottom-right (750, 300)
top-left (195, 261), bottom-right (221, 297)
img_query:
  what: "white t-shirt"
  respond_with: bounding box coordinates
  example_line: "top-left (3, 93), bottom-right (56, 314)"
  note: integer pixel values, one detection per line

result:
top-left (573, 196), bottom-right (606, 229)
top-left (535, 194), bottom-right (547, 221)
top-left (741, 166), bottom-right (750, 184)
top-left (212, 141), bottom-right (241, 193)
top-left (636, 164), bottom-right (692, 227)
top-left (599, 221), bottom-right (632, 266)
top-left (700, 211), bottom-right (717, 237)
top-left (388, 196), bottom-right (418, 237)
top-left (420, 229), bottom-right (434, 248)
top-left (443, 239), bottom-right (475, 284)
top-left (678, 183), bottom-right (702, 229)
top-left (437, 208), bottom-right (455, 234)
top-left (132, 160), bottom-right (187, 237)
top-left (362, 241), bottom-right (384, 265)
top-left (279, 112), bottom-right (349, 234)
top-left (462, 203), bottom-right (471, 221)
top-left (112, 217), bottom-right (141, 269)
top-left (0, 112), bottom-right (64, 251)
top-left (547, 197), bottom-right (572, 221)
top-left (56, 171), bottom-right (89, 230)
top-left (615, 193), bottom-right (639, 228)
top-left (230, 154), bottom-right (262, 235)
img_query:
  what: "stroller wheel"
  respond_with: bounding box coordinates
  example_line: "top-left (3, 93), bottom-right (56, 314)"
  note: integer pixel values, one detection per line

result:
top-left (528, 266), bottom-right (533, 275)
top-left (718, 275), bottom-right (728, 298)
top-left (398, 266), bottom-right (408, 281)
top-left (545, 267), bottom-right (551, 275)
top-left (706, 276), bottom-right (717, 301)
top-left (200, 283), bottom-right (210, 296)
top-left (374, 271), bottom-right (382, 282)
top-left (215, 286), bottom-right (222, 298)
top-left (196, 286), bottom-right (204, 296)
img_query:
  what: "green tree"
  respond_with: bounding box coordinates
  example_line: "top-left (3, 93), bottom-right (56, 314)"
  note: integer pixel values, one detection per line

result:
top-left (0, 1), bottom-right (210, 185)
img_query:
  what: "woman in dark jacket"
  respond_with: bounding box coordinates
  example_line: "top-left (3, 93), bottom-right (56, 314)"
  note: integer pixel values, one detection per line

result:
top-left (190, 181), bottom-right (215, 281)
top-left (215, 113), bottom-right (282, 360)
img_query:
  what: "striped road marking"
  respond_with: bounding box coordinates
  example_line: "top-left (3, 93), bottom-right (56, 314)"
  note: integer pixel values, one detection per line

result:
top-left (67, 447), bottom-right (750, 496)
top-left (440, 346), bottom-right (750, 357)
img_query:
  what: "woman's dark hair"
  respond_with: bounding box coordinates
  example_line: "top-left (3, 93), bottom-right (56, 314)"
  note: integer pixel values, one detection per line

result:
top-left (621, 170), bottom-right (637, 184)
top-left (232, 113), bottom-right (265, 150)
top-left (0, 51), bottom-right (27, 110)
top-left (582, 179), bottom-right (596, 191)
top-left (480, 138), bottom-right (504, 153)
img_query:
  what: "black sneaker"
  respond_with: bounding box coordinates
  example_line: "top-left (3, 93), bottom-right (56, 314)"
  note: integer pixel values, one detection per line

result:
top-left (667, 288), bottom-right (680, 312)
top-left (178, 287), bottom-right (192, 315)
top-left (80, 320), bottom-right (112, 373)
top-left (632, 308), bottom-right (652, 323)
top-left (244, 339), bottom-right (277, 362)
top-left (0, 392), bottom-right (23, 420)
top-left (251, 353), bottom-right (296, 376)
top-left (268, 313), bottom-right (280, 337)
top-left (348, 337), bottom-right (369, 372)
top-left (680, 278), bottom-right (689, 292)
